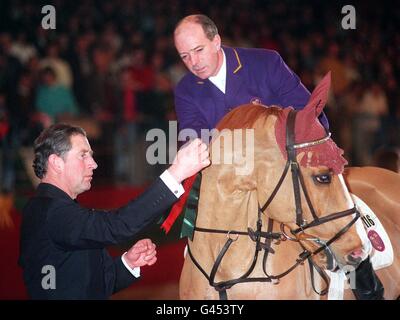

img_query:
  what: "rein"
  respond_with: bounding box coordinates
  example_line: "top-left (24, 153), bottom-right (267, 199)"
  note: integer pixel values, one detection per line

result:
top-left (188, 108), bottom-right (360, 299)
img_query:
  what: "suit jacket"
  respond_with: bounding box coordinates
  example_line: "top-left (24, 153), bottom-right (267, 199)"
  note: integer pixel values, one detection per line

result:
top-left (175, 46), bottom-right (328, 137)
top-left (19, 179), bottom-right (177, 299)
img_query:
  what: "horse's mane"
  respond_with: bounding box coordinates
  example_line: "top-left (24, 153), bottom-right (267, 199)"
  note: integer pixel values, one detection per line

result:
top-left (161, 104), bottom-right (282, 234)
top-left (216, 104), bottom-right (282, 130)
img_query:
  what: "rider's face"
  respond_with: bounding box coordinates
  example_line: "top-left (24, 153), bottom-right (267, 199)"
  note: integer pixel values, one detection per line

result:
top-left (174, 22), bottom-right (223, 80)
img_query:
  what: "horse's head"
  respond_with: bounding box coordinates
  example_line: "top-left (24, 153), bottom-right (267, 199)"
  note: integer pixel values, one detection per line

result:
top-left (213, 73), bottom-right (365, 272)
top-left (264, 73), bottom-right (364, 270)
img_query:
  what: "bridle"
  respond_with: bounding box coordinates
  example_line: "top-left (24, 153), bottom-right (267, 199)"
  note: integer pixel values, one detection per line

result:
top-left (187, 108), bottom-right (360, 299)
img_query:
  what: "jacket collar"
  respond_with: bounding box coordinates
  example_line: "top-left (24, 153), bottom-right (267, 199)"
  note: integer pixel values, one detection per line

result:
top-left (195, 46), bottom-right (243, 85)
top-left (36, 183), bottom-right (73, 201)
top-left (224, 46), bottom-right (243, 75)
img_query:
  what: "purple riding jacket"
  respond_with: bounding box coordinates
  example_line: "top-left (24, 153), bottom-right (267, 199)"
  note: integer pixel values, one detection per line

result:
top-left (174, 46), bottom-right (328, 138)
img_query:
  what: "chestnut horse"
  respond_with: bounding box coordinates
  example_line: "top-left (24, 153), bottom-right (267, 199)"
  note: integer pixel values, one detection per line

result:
top-left (179, 74), bottom-right (399, 299)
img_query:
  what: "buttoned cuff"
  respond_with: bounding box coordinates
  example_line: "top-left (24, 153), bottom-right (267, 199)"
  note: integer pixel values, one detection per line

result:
top-left (160, 170), bottom-right (185, 198)
top-left (121, 252), bottom-right (141, 278)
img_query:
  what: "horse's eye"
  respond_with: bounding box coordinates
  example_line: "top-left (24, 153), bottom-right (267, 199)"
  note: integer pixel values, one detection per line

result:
top-left (313, 173), bottom-right (332, 184)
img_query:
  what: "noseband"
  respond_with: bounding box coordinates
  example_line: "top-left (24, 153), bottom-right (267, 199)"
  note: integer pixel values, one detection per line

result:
top-left (187, 109), bottom-right (360, 299)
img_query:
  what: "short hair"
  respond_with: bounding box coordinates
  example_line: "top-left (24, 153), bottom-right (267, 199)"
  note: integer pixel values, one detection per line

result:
top-left (33, 123), bottom-right (86, 179)
top-left (175, 14), bottom-right (218, 41)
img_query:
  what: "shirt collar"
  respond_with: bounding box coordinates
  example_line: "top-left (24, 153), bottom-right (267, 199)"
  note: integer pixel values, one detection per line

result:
top-left (208, 49), bottom-right (226, 93)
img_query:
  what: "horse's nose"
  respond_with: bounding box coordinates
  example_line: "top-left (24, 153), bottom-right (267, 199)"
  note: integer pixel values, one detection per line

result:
top-left (346, 248), bottom-right (366, 266)
top-left (346, 253), bottom-right (362, 266)
top-left (350, 248), bottom-right (364, 259)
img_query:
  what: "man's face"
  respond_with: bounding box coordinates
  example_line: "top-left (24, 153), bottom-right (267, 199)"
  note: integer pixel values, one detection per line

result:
top-left (174, 22), bottom-right (223, 79)
top-left (61, 134), bottom-right (98, 198)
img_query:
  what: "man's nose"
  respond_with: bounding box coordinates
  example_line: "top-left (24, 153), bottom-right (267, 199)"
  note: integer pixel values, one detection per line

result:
top-left (189, 53), bottom-right (199, 67)
top-left (89, 157), bottom-right (98, 170)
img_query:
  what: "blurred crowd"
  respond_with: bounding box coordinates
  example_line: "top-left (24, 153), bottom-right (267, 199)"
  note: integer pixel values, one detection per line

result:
top-left (0, 0), bottom-right (399, 198)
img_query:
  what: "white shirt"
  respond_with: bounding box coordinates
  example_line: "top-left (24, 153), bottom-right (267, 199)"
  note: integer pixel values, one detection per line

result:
top-left (121, 169), bottom-right (184, 277)
top-left (159, 170), bottom-right (185, 198)
top-left (208, 49), bottom-right (227, 94)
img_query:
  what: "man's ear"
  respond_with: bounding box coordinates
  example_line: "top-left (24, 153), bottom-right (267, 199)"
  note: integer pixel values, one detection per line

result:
top-left (48, 154), bottom-right (64, 174)
top-left (213, 34), bottom-right (221, 50)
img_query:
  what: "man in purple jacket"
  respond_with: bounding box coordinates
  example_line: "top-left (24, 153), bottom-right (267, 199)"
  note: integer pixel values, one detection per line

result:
top-left (173, 14), bottom-right (328, 138)
top-left (173, 14), bottom-right (384, 300)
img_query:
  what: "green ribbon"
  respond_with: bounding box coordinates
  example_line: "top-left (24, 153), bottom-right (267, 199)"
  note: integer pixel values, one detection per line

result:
top-left (180, 173), bottom-right (202, 240)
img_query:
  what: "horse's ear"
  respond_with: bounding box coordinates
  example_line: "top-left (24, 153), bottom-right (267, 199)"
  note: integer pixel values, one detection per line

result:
top-left (301, 71), bottom-right (331, 118)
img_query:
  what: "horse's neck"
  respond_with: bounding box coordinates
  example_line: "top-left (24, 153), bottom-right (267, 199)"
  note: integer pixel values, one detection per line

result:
top-left (196, 173), bottom-right (258, 231)
top-left (188, 134), bottom-right (324, 298)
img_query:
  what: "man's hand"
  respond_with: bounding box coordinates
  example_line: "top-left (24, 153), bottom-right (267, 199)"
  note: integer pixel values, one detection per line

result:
top-left (168, 138), bottom-right (210, 183)
top-left (124, 238), bottom-right (157, 268)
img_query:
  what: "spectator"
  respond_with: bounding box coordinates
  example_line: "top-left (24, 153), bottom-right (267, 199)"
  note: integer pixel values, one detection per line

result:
top-left (35, 67), bottom-right (79, 124)
top-left (373, 147), bottom-right (400, 173)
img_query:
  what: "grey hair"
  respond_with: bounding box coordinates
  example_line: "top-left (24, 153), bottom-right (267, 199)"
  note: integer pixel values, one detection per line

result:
top-left (33, 123), bottom-right (86, 179)
top-left (175, 14), bottom-right (218, 41)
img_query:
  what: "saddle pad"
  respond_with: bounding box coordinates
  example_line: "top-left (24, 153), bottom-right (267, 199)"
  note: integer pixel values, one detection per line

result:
top-left (327, 193), bottom-right (394, 300)
top-left (351, 193), bottom-right (394, 271)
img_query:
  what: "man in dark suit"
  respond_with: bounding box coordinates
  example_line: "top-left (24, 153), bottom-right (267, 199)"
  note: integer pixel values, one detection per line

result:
top-left (173, 14), bottom-right (384, 300)
top-left (18, 123), bottom-right (209, 299)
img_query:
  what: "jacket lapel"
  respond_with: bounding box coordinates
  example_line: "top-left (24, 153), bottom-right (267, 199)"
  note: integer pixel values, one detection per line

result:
top-left (193, 79), bottom-right (224, 127)
top-left (190, 47), bottom-right (245, 127)
top-left (224, 47), bottom-right (244, 106)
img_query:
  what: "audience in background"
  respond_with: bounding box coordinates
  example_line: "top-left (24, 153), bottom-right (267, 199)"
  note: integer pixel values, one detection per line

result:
top-left (373, 147), bottom-right (400, 173)
top-left (0, 1), bottom-right (399, 199)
